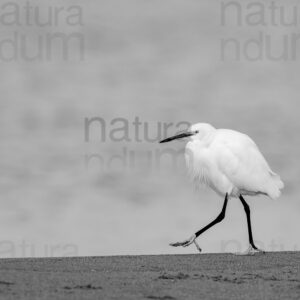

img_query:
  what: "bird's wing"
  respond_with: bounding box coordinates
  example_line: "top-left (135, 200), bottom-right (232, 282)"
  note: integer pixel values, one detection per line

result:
top-left (214, 130), bottom-right (278, 197)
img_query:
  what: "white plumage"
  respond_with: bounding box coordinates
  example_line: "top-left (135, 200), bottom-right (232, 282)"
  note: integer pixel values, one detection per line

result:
top-left (185, 123), bottom-right (284, 200)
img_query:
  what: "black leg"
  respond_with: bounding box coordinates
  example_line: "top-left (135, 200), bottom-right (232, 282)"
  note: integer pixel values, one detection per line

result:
top-left (195, 193), bottom-right (228, 238)
top-left (239, 195), bottom-right (259, 249)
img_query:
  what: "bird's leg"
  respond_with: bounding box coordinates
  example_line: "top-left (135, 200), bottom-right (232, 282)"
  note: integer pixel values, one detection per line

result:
top-left (237, 195), bottom-right (265, 255)
top-left (169, 234), bottom-right (200, 251)
top-left (170, 193), bottom-right (228, 252)
top-left (235, 244), bottom-right (264, 256)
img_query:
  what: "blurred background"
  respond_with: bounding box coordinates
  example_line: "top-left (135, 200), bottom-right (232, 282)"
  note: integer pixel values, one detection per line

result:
top-left (0, 0), bottom-right (299, 257)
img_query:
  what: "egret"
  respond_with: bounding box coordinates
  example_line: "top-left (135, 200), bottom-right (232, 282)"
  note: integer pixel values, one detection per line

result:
top-left (159, 123), bottom-right (284, 255)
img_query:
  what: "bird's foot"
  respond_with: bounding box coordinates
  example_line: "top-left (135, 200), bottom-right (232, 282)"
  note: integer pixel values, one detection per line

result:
top-left (234, 244), bottom-right (265, 256)
top-left (170, 234), bottom-right (202, 252)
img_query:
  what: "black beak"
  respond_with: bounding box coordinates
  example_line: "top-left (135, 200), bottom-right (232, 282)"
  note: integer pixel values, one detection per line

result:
top-left (159, 131), bottom-right (194, 143)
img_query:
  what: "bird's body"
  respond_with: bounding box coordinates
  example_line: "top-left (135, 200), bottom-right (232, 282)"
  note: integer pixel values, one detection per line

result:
top-left (159, 122), bottom-right (284, 255)
top-left (185, 124), bottom-right (283, 199)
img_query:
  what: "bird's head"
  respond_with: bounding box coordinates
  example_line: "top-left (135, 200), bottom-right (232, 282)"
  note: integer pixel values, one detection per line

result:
top-left (159, 123), bottom-right (215, 143)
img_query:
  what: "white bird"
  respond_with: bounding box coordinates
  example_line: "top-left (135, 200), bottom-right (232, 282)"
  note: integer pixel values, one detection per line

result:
top-left (159, 123), bottom-right (284, 255)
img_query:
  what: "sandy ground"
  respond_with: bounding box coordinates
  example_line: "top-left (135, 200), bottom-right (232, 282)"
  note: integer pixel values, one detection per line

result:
top-left (0, 252), bottom-right (298, 300)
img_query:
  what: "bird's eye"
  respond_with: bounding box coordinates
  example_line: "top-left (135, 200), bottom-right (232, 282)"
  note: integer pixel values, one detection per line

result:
top-left (195, 130), bottom-right (199, 134)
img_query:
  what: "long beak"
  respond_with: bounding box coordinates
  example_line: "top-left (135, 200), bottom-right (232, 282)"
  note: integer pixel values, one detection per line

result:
top-left (159, 131), bottom-right (194, 143)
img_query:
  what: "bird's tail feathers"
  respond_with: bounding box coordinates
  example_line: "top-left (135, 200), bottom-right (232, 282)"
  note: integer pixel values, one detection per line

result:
top-left (267, 171), bottom-right (284, 199)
